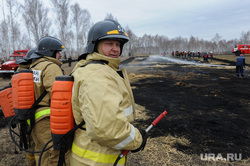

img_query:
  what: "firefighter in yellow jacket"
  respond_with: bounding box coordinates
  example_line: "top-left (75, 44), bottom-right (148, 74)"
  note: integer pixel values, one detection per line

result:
top-left (70, 19), bottom-right (148, 165)
top-left (28, 36), bottom-right (68, 165)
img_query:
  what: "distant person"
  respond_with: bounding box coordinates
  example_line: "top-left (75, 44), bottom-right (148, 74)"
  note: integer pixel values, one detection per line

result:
top-left (236, 54), bottom-right (246, 78)
top-left (188, 51), bottom-right (191, 58)
top-left (197, 52), bottom-right (201, 59)
top-left (180, 51), bottom-right (183, 58)
top-left (68, 56), bottom-right (72, 67)
top-left (210, 52), bottom-right (213, 61)
top-left (203, 52), bottom-right (208, 62)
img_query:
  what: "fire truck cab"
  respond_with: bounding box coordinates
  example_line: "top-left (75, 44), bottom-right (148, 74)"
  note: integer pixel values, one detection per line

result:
top-left (0, 49), bottom-right (29, 75)
top-left (232, 44), bottom-right (250, 56)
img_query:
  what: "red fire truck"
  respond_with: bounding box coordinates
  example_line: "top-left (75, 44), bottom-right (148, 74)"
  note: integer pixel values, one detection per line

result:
top-left (232, 44), bottom-right (250, 56)
top-left (0, 49), bottom-right (29, 75)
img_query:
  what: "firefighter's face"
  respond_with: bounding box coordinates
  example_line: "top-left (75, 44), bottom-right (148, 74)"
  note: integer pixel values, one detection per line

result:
top-left (56, 51), bottom-right (62, 60)
top-left (99, 40), bottom-right (121, 58)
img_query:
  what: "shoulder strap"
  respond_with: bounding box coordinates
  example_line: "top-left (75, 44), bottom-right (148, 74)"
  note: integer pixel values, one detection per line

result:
top-left (27, 90), bottom-right (48, 134)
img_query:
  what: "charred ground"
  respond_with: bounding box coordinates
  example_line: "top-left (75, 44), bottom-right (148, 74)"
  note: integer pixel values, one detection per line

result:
top-left (128, 61), bottom-right (250, 160)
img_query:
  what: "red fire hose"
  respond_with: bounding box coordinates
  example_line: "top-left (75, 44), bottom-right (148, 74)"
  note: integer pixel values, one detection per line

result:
top-left (114, 111), bottom-right (168, 166)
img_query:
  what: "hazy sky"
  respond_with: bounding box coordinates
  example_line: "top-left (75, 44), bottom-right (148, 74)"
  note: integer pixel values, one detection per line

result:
top-left (72, 0), bottom-right (250, 41)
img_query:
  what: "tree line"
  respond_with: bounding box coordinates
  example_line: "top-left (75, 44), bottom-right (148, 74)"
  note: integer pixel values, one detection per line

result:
top-left (0, 0), bottom-right (250, 60)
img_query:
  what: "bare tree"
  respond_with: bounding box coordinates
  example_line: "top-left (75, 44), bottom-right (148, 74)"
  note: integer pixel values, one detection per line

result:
top-left (212, 33), bottom-right (221, 53)
top-left (125, 26), bottom-right (137, 56)
top-left (105, 13), bottom-right (118, 22)
top-left (50, 0), bottom-right (69, 44)
top-left (225, 40), bottom-right (236, 54)
top-left (65, 30), bottom-right (75, 58)
top-left (21, 0), bottom-right (51, 44)
top-left (0, 1), bottom-right (10, 59)
top-left (188, 36), bottom-right (196, 51)
top-left (22, 13), bottom-right (32, 47)
top-left (70, 3), bottom-right (91, 55)
top-left (6, 0), bottom-right (20, 50)
top-left (240, 31), bottom-right (250, 44)
top-left (0, 21), bottom-right (10, 60)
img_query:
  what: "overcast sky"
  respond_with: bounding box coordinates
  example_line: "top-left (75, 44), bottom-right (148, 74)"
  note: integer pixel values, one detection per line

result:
top-left (72, 0), bottom-right (250, 41)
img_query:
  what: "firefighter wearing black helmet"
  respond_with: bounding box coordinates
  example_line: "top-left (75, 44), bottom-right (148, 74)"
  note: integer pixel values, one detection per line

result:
top-left (28, 36), bottom-right (69, 165)
top-left (70, 19), bottom-right (148, 165)
top-left (15, 48), bottom-right (36, 71)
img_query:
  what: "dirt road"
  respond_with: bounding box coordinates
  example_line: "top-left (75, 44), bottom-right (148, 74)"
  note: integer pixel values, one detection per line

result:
top-left (0, 55), bottom-right (249, 165)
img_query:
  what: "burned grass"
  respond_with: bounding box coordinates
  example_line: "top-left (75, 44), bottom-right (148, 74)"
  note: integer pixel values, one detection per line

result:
top-left (126, 60), bottom-right (250, 165)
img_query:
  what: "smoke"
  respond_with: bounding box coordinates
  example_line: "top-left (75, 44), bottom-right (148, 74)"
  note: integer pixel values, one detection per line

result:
top-left (146, 55), bottom-right (227, 67)
top-left (120, 55), bottom-right (228, 68)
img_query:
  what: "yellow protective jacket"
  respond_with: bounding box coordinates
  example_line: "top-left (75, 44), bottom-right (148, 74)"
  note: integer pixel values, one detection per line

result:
top-left (70, 52), bottom-right (143, 166)
top-left (29, 56), bottom-right (63, 122)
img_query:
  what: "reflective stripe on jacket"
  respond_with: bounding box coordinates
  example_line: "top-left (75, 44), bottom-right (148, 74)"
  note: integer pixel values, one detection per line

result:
top-left (29, 56), bottom-right (63, 122)
top-left (70, 52), bottom-right (142, 165)
top-left (71, 142), bottom-right (126, 165)
top-left (27, 108), bottom-right (50, 125)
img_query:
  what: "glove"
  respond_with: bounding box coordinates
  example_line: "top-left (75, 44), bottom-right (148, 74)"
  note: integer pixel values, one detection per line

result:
top-left (131, 129), bottom-right (148, 153)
